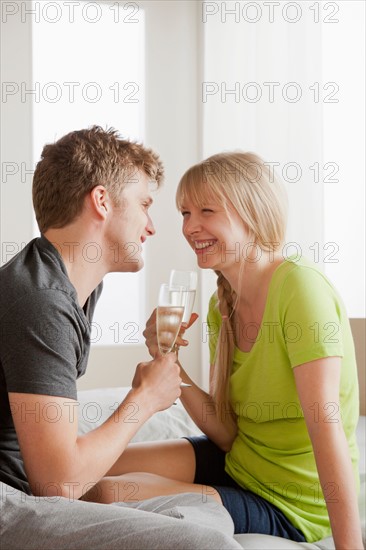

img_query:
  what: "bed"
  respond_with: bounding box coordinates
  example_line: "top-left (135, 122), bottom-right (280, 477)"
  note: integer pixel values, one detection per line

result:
top-left (78, 387), bottom-right (366, 549)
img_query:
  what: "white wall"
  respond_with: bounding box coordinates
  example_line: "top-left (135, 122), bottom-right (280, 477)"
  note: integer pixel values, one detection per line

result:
top-left (322, 3), bottom-right (365, 317)
top-left (0, 7), bottom-right (34, 251)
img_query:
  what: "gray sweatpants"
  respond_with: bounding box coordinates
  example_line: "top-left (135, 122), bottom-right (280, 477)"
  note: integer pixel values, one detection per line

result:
top-left (0, 483), bottom-right (242, 549)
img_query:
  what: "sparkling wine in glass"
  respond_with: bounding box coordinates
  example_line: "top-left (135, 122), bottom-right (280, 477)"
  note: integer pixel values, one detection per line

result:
top-left (157, 284), bottom-right (185, 355)
top-left (168, 270), bottom-right (197, 324)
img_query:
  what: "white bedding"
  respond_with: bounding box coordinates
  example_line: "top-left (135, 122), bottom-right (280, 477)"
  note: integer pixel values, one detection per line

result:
top-left (77, 386), bottom-right (202, 440)
top-left (77, 387), bottom-right (366, 549)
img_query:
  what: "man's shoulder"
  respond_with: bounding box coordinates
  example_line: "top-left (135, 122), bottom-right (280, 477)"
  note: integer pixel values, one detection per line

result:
top-left (0, 239), bottom-right (37, 278)
top-left (0, 237), bottom-right (75, 300)
top-left (1, 237), bottom-right (77, 311)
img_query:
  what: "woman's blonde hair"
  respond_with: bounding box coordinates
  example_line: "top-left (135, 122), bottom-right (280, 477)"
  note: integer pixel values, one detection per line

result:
top-left (176, 152), bottom-right (287, 419)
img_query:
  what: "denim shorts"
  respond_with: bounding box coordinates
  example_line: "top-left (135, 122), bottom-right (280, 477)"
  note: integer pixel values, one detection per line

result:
top-left (185, 435), bottom-right (306, 541)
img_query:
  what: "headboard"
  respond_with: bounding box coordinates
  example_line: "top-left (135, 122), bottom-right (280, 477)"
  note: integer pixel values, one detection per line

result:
top-left (350, 318), bottom-right (366, 416)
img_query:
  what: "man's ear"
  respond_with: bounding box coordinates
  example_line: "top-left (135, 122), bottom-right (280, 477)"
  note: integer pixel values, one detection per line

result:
top-left (90, 185), bottom-right (109, 219)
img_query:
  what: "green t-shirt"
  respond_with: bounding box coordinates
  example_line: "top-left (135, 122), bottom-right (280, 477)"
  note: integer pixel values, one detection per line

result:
top-left (207, 256), bottom-right (359, 542)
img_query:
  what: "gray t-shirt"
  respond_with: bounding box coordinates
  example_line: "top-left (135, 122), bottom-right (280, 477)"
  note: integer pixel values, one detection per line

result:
top-left (0, 235), bottom-right (102, 493)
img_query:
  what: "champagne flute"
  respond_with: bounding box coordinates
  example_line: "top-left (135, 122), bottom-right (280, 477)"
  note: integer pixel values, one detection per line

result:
top-left (156, 283), bottom-right (192, 391)
top-left (168, 271), bottom-right (197, 390)
top-left (168, 270), bottom-right (198, 325)
top-left (156, 284), bottom-right (186, 355)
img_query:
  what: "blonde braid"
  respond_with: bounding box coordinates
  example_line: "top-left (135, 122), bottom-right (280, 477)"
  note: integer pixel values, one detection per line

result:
top-left (211, 272), bottom-right (237, 424)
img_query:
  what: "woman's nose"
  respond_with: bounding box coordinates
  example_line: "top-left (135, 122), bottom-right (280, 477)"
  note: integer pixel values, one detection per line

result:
top-left (183, 215), bottom-right (201, 236)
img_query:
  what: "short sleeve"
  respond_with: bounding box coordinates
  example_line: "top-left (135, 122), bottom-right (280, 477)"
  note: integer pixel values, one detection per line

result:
top-left (0, 289), bottom-right (89, 400)
top-left (279, 266), bottom-right (344, 368)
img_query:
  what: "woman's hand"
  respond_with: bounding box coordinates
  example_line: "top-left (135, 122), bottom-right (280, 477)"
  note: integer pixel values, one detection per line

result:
top-left (143, 310), bottom-right (199, 358)
top-left (175, 312), bottom-right (199, 349)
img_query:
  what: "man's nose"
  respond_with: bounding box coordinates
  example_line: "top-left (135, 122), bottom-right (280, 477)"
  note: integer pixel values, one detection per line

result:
top-left (146, 213), bottom-right (155, 236)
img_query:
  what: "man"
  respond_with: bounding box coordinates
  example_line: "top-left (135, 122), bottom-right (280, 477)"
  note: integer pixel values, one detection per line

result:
top-left (0, 125), bottom-right (181, 499)
top-left (0, 126), bottom-right (241, 549)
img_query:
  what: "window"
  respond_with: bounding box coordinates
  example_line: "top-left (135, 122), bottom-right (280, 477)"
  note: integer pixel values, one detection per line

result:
top-left (32, 0), bottom-right (146, 344)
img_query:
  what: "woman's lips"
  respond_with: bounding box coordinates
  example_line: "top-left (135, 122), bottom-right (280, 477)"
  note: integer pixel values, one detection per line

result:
top-left (194, 240), bottom-right (218, 254)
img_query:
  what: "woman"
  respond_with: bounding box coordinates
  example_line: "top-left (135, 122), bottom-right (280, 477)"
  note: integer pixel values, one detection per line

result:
top-left (88, 152), bottom-right (363, 548)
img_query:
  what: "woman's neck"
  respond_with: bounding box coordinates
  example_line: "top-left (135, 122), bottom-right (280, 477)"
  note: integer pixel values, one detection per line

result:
top-left (222, 251), bottom-right (283, 308)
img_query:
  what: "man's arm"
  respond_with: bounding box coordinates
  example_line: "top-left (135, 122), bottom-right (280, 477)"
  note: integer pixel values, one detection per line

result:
top-left (10, 354), bottom-right (181, 499)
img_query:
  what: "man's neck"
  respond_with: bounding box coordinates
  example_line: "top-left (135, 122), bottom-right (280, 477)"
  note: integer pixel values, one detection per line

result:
top-left (44, 227), bottom-right (107, 307)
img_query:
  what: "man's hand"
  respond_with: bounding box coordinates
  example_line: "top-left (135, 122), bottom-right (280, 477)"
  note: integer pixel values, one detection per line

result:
top-left (143, 310), bottom-right (199, 358)
top-left (131, 352), bottom-right (182, 412)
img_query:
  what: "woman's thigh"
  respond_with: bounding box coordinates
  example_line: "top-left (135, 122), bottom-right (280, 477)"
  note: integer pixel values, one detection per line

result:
top-left (82, 436), bottom-right (223, 505)
top-left (106, 438), bottom-right (196, 482)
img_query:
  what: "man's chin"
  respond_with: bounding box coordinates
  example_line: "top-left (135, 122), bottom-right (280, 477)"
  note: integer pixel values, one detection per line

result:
top-left (110, 259), bottom-right (144, 274)
top-left (124, 258), bottom-right (144, 273)
top-left (132, 259), bottom-right (144, 272)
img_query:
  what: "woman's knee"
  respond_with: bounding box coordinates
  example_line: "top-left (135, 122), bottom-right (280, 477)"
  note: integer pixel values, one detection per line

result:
top-left (80, 473), bottom-right (161, 504)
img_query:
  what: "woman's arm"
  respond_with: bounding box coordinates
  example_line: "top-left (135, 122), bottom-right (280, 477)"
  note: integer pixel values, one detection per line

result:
top-left (294, 357), bottom-right (363, 550)
top-left (143, 310), bottom-right (237, 451)
top-left (177, 361), bottom-right (237, 451)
